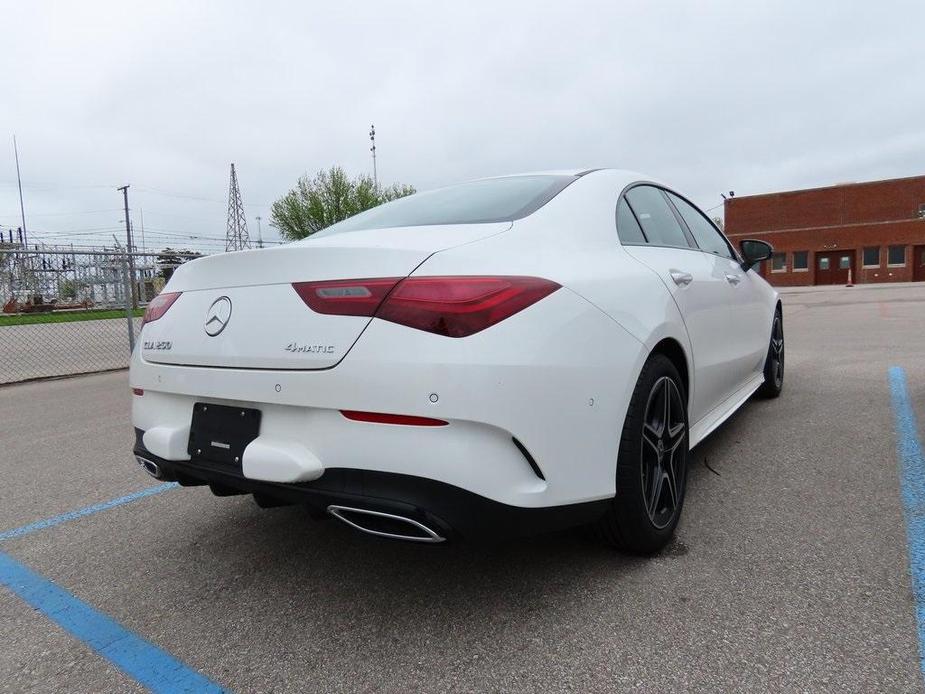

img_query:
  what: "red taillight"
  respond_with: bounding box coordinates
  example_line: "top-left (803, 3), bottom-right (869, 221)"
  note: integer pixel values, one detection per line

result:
top-left (341, 410), bottom-right (448, 426)
top-left (377, 276), bottom-right (560, 337)
top-left (292, 276), bottom-right (559, 338)
top-left (142, 292), bottom-right (181, 327)
top-left (131, 387), bottom-right (144, 396)
top-left (292, 278), bottom-right (401, 316)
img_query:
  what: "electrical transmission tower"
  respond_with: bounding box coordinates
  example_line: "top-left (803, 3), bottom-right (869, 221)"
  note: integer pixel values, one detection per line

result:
top-left (225, 163), bottom-right (251, 252)
top-left (369, 124), bottom-right (377, 189)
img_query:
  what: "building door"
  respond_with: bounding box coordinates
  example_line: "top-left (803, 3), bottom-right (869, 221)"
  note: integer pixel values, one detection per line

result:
top-left (914, 246), bottom-right (925, 282)
top-left (815, 250), bottom-right (855, 285)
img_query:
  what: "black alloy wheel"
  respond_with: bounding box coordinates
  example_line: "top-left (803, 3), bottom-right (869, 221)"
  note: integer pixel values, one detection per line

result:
top-left (758, 310), bottom-right (784, 398)
top-left (595, 353), bottom-right (689, 554)
top-left (640, 376), bottom-right (687, 530)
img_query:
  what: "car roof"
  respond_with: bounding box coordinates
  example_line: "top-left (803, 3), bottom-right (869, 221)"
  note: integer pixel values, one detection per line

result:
top-left (473, 168), bottom-right (662, 184)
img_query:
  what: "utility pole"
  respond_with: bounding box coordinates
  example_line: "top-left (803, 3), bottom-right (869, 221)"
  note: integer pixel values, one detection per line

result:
top-left (112, 235), bottom-right (136, 352)
top-left (117, 185), bottom-right (138, 308)
top-left (255, 215), bottom-right (264, 248)
top-left (369, 124), bottom-right (377, 189)
top-left (13, 136), bottom-right (27, 248)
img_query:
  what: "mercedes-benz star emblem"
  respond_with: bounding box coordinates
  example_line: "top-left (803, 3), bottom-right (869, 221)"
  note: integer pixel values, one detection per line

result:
top-left (204, 296), bottom-right (232, 336)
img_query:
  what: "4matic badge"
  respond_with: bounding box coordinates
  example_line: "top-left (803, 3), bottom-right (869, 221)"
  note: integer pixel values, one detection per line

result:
top-left (285, 343), bottom-right (335, 354)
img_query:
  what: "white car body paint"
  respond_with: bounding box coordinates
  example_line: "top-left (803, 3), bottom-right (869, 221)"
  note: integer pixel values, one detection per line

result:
top-left (130, 169), bottom-right (778, 519)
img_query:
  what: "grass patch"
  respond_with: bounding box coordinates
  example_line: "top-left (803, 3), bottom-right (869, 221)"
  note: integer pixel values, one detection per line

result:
top-left (0, 308), bottom-right (144, 327)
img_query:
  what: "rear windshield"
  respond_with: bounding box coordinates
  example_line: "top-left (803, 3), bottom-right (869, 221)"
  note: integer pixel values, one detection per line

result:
top-left (312, 174), bottom-right (576, 236)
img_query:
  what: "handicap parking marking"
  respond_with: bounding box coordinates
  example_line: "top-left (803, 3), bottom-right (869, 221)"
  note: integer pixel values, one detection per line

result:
top-left (0, 482), bottom-right (178, 543)
top-left (0, 481), bottom-right (227, 691)
top-left (0, 551), bottom-right (225, 693)
top-left (888, 366), bottom-right (925, 681)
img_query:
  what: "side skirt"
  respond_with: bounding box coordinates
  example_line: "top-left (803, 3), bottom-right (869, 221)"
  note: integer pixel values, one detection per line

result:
top-left (688, 373), bottom-right (764, 448)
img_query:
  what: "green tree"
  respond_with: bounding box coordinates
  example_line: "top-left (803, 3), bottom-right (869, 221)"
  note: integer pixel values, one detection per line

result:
top-left (270, 166), bottom-right (416, 241)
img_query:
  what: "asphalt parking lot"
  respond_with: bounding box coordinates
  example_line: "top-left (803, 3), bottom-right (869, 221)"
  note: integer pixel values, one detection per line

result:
top-left (2, 282), bottom-right (925, 693)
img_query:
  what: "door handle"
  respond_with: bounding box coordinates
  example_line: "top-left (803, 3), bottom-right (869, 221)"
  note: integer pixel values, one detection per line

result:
top-left (670, 270), bottom-right (693, 287)
top-left (725, 273), bottom-right (741, 285)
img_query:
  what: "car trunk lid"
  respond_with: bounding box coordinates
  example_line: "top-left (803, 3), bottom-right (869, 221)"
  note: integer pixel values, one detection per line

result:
top-left (140, 222), bottom-right (510, 370)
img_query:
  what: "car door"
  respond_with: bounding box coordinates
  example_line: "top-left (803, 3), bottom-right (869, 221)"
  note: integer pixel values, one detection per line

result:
top-left (618, 185), bottom-right (740, 424)
top-left (665, 191), bottom-right (769, 388)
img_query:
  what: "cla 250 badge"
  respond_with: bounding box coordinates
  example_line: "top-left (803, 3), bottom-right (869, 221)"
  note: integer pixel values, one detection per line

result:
top-left (143, 340), bottom-right (172, 351)
top-left (285, 342), bottom-right (335, 354)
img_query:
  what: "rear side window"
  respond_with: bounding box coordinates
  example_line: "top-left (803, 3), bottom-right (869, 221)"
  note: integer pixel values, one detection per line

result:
top-left (616, 199), bottom-right (646, 243)
top-left (666, 192), bottom-right (734, 259)
top-left (312, 175), bottom-right (576, 236)
top-left (624, 186), bottom-right (691, 249)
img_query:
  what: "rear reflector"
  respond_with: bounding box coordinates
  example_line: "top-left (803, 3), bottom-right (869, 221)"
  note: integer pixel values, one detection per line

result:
top-left (131, 387), bottom-right (144, 396)
top-left (141, 292), bottom-right (181, 327)
top-left (341, 410), bottom-right (448, 427)
top-left (292, 276), bottom-right (560, 337)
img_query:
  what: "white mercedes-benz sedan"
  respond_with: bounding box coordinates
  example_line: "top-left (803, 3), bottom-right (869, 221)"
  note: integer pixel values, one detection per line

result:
top-left (130, 169), bottom-right (783, 553)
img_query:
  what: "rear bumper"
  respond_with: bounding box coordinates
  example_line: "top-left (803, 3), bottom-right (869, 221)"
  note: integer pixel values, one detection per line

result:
top-left (130, 287), bottom-right (647, 509)
top-left (133, 429), bottom-right (609, 541)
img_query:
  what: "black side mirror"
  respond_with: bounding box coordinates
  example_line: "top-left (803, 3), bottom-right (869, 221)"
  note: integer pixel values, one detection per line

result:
top-left (739, 239), bottom-right (773, 271)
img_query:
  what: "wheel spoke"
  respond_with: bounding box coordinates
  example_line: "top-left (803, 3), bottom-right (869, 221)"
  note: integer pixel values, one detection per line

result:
top-left (669, 445), bottom-right (685, 500)
top-left (662, 379), bottom-right (671, 436)
top-left (668, 421), bottom-right (686, 451)
top-left (663, 468), bottom-right (677, 509)
top-left (643, 423), bottom-right (661, 455)
top-left (648, 468), bottom-right (663, 516)
top-left (772, 318), bottom-right (784, 355)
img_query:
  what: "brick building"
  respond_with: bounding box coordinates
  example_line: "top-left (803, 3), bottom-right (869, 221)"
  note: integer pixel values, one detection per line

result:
top-left (724, 175), bottom-right (925, 286)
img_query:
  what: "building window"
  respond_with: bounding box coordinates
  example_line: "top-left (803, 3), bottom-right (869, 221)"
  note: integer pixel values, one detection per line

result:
top-left (792, 251), bottom-right (808, 271)
top-left (839, 255), bottom-right (851, 270)
top-left (918, 203), bottom-right (925, 219)
top-left (818, 256), bottom-right (830, 270)
top-left (888, 245), bottom-right (906, 266)
top-left (862, 246), bottom-right (880, 267)
top-left (771, 252), bottom-right (787, 272)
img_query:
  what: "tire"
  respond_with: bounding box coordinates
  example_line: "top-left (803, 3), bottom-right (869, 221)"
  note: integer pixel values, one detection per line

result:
top-left (596, 353), bottom-right (689, 554)
top-left (756, 308), bottom-right (784, 399)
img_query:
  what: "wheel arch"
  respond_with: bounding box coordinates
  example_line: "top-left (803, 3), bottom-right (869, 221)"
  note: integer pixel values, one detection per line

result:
top-left (650, 337), bottom-right (690, 403)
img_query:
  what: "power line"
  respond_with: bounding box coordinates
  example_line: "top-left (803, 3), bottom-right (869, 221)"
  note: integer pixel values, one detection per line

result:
top-left (134, 184), bottom-right (268, 207)
top-left (5, 208), bottom-right (124, 218)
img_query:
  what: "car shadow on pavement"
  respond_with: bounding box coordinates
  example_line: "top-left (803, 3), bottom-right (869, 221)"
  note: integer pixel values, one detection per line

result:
top-left (164, 399), bottom-right (752, 605)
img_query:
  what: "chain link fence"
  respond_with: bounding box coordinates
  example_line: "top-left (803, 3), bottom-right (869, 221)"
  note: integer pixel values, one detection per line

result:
top-left (0, 247), bottom-right (198, 385)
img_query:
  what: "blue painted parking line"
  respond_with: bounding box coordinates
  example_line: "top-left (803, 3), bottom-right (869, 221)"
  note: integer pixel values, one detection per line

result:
top-left (0, 550), bottom-right (225, 693)
top-left (0, 482), bottom-right (177, 543)
top-left (0, 481), bottom-right (224, 690)
top-left (888, 366), bottom-right (925, 681)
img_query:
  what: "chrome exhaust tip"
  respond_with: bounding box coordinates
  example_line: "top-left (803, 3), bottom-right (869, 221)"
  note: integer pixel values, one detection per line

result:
top-left (327, 505), bottom-right (445, 543)
top-left (135, 455), bottom-right (163, 480)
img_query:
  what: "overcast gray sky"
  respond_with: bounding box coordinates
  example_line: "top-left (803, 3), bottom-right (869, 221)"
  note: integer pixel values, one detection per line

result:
top-left (2, 1), bottom-right (924, 253)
